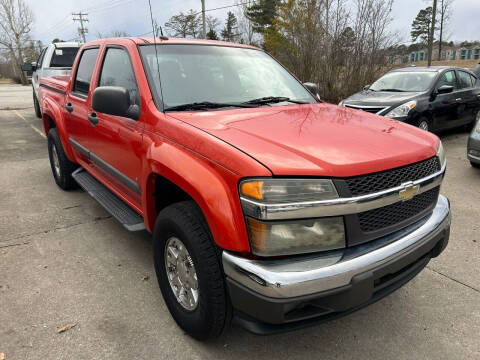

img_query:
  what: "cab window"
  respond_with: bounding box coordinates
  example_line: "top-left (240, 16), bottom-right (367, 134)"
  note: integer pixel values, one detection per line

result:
top-left (37, 48), bottom-right (46, 68)
top-left (457, 71), bottom-right (474, 89)
top-left (98, 47), bottom-right (140, 106)
top-left (436, 71), bottom-right (457, 91)
top-left (73, 48), bottom-right (99, 95)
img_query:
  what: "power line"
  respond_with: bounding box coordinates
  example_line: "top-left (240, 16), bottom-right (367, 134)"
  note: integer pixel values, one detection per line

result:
top-left (72, 12), bottom-right (89, 43)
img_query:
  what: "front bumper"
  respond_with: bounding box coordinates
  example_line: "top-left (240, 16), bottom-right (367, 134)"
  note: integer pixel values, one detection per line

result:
top-left (467, 130), bottom-right (480, 165)
top-left (223, 195), bottom-right (450, 334)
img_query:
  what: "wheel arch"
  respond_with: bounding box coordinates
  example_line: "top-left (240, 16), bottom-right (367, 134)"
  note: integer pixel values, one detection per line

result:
top-left (141, 143), bottom-right (251, 253)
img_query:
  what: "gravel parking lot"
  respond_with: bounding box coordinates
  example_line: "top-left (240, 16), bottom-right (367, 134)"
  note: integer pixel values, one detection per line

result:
top-left (1, 84), bottom-right (479, 360)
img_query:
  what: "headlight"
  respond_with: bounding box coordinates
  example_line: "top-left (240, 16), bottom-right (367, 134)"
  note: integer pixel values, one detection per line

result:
top-left (240, 179), bottom-right (338, 203)
top-left (385, 100), bottom-right (417, 118)
top-left (246, 217), bottom-right (345, 256)
top-left (240, 179), bottom-right (344, 256)
top-left (437, 140), bottom-right (446, 168)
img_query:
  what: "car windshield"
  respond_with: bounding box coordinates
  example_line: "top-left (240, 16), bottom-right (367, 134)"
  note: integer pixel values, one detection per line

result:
top-left (139, 44), bottom-right (315, 109)
top-left (369, 71), bottom-right (437, 92)
top-left (50, 47), bottom-right (79, 68)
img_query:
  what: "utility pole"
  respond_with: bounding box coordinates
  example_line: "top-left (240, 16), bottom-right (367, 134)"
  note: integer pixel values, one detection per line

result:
top-left (72, 12), bottom-right (89, 43)
top-left (427, 0), bottom-right (437, 66)
top-left (201, 0), bottom-right (206, 39)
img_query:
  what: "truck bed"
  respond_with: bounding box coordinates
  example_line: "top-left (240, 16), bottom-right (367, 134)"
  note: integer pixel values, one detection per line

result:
top-left (39, 75), bottom-right (69, 94)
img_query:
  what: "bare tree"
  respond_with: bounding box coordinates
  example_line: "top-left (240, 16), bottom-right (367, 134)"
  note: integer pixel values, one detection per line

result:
top-left (0, 0), bottom-right (33, 85)
top-left (96, 30), bottom-right (129, 39)
top-left (265, 0), bottom-right (396, 103)
top-left (437, 0), bottom-right (453, 60)
top-left (235, 0), bottom-right (257, 45)
top-left (165, 10), bottom-right (201, 38)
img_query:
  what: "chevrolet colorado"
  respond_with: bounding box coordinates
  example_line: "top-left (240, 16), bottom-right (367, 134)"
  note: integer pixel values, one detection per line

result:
top-left (38, 37), bottom-right (451, 339)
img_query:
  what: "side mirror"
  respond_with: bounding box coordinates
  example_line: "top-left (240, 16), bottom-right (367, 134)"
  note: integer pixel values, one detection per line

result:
top-left (437, 85), bottom-right (454, 94)
top-left (303, 82), bottom-right (320, 99)
top-left (92, 86), bottom-right (140, 120)
top-left (363, 84), bottom-right (371, 91)
top-left (31, 62), bottom-right (37, 71)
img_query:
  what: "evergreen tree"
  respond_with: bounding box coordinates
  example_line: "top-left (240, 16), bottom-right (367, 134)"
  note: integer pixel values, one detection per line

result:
top-left (221, 12), bottom-right (239, 42)
top-left (246, 0), bottom-right (281, 34)
top-left (411, 7), bottom-right (435, 45)
top-left (206, 28), bottom-right (218, 40)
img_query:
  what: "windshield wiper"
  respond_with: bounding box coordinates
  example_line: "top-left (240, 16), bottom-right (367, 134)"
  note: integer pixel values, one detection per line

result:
top-left (164, 101), bottom-right (256, 112)
top-left (242, 96), bottom-right (309, 105)
top-left (377, 88), bottom-right (406, 92)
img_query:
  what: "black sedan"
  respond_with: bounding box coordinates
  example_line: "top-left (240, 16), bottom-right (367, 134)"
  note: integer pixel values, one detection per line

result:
top-left (339, 66), bottom-right (480, 132)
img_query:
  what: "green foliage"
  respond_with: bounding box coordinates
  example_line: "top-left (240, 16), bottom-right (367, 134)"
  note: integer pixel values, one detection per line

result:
top-left (221, 12), bottom-right (239, 42)
top-left (245, 0), bottom-right (281, 34)
top-left (206, 29), bottom-right (218, 40)
top-left (411, 7), bottom-right (435, 45)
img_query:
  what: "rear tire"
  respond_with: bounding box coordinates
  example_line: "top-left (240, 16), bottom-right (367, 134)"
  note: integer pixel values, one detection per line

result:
top-left (471, 161), bottom-right (480, 169)
top-left (153, 201), bottom-right (230, 340)
top-left (47, 128), bottom-right (78, 190)
top-left (33, 91), bottom-right (41, 118)
top-left (415, 117), bottom-right (430, 132)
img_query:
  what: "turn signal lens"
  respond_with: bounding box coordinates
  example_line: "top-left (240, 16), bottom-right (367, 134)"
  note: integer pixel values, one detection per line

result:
top-left (241, 181), bottom-right (264, 200)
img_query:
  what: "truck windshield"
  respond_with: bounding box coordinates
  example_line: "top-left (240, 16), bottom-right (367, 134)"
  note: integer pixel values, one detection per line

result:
top-left (139, 44), bottom-right (315, 110)
top-left (50, 47), bottom-right (79, 68)
top-left (369, 71), bottom-right (437, 92)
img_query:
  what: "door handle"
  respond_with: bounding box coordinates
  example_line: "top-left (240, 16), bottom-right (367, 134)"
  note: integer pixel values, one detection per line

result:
top-left (456, 98), bottom-right (462, 102)
top-left (88, 112), bottom-right (99, 126)
top-left (65, 102), bottom-right (73, 113)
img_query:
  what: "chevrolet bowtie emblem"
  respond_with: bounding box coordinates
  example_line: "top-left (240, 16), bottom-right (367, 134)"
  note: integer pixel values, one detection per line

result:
top-left (398, 182), bottom-right (420, 201)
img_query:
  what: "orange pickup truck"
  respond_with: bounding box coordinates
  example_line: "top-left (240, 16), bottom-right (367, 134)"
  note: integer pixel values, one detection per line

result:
top-left (38, 37), bottom-right (450, 339)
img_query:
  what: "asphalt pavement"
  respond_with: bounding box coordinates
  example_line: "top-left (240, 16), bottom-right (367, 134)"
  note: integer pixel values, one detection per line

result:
top-left (0, 84), bottom-right (478, 360)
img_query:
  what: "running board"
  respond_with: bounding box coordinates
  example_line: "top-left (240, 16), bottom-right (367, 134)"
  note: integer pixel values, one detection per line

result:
top-left (72, 168), bottom-right (146, 232)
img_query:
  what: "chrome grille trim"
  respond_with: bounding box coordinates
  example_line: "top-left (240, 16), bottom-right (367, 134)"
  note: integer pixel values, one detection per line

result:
top-left (240, 161), bottom-right (446, 220)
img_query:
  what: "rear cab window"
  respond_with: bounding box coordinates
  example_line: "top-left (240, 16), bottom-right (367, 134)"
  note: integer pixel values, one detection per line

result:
top-left (50, 47), bottom-right (80, 68)
top-left (72, 47), bottom-right (100, 97)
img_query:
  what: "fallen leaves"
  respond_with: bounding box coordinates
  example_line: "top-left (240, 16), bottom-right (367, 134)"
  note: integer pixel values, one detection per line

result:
top-left (141, 275), bottom-right (149, 281)
top-left (57, 322), bottom-right (77, 334)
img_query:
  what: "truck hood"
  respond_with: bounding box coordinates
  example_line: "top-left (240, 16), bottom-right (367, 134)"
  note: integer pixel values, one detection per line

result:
top-left (167, 103), bottom-right (439, 177)
top-left (343, 90), bottom-right (422, 107)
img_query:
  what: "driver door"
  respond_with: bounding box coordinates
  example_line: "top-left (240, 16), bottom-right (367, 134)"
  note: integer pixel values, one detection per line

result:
top-left (431, 70), bottom-right (461, 130)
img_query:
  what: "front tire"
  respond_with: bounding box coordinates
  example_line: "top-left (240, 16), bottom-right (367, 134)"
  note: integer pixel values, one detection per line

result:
top-left (33, 91), bottom-right (41, 118)
top-left (47, 128), bottom-right (78, 190)
top-left (416, 117), bottom-right (430, 132)
top-left (153, 201), bottom-right (230, 340)
top-left (471, 161), bottom-right (480, 169)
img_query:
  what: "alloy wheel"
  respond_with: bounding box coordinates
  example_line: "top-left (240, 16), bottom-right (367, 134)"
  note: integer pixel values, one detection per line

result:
top-left (164, 237), bottom-right (199, 311)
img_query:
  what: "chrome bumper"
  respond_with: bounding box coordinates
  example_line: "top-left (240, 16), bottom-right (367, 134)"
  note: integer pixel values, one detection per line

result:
top-left (223, 195), bottom-right (450, 299)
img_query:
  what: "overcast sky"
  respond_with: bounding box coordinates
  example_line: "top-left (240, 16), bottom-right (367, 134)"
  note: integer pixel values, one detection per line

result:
top-left (28, 0), bottom-right (480, 45)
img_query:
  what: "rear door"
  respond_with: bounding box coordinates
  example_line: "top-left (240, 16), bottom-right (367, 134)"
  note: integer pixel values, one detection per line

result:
top-left (87, 45), bottom-right (144, 202)
top-left (430, 70), bottom-right (461, 130)
top-left (65, 46), bottom-right (100, 162)
top-left (456, 70), bottom-right (478, 125)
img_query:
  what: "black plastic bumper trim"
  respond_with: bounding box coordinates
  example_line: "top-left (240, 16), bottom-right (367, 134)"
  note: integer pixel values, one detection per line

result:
top-left (227, 226), bottom-right (449, 335)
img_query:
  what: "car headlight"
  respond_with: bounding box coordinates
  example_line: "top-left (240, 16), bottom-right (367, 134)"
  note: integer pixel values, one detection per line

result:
top-left (385, 100), bottom-right (417, 118)
top-left (239, 179), bottom-right (345, 256)
top-left (437, 140), bottom-right (446, 168)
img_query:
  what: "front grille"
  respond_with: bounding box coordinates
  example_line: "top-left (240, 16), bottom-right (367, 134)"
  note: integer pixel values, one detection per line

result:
top-left (358, 187), bottom-right (440, 233)
top-left (344, 105), bottom-right (387, 114)
top-left (345, 157), bottom-right (441, 196)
